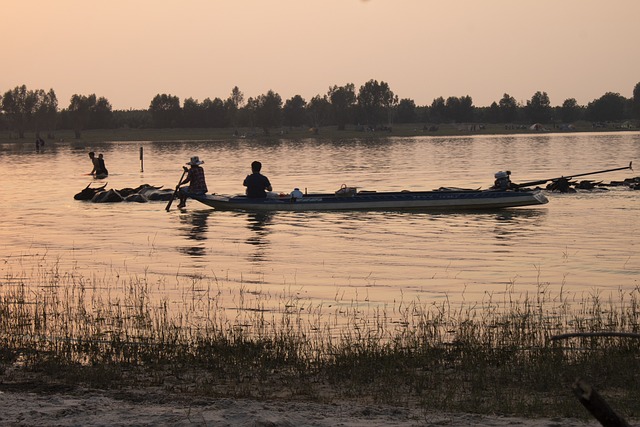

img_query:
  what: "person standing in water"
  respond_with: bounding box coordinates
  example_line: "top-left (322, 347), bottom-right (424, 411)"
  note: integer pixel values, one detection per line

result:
top-left (88, 152), bottom-right (108, 177)
top-left (97, 154), bottom-right (108, 176)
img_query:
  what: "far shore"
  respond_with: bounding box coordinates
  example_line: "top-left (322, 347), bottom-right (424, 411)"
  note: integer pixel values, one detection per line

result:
top-left (2, 121), bottom-right (638, 144)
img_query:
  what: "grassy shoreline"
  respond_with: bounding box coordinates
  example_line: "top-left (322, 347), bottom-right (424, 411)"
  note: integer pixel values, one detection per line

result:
top-left (1, 259), bottom-right (639, 419)
top-left (2, 121), bottom-right (638, 144)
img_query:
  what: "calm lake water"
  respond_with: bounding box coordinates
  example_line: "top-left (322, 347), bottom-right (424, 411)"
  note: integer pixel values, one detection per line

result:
top-left (1, 132), bottom-right (639, 322)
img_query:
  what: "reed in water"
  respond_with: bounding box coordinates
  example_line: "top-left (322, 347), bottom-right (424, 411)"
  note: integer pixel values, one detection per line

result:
top-left (1, 257), bottom-right (639, 419)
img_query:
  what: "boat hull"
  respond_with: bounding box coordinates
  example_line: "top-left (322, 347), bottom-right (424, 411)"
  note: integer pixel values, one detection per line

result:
top-left (191, 190), bottom-right (548, 212)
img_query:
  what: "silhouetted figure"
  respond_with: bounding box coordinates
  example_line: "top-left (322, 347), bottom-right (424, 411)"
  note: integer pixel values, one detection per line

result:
top-left (243, 161), bottom-right (272, 198)
top-left (177, 156), bottom-right (208, 209)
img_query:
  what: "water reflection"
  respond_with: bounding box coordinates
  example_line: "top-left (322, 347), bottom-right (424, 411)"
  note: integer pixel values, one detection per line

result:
top-left (491, 208), bottom-right (547, 242)
top-left (177, 209), bottom-right (213, 257)
top-left (244, 212), bottom-right (274, 262)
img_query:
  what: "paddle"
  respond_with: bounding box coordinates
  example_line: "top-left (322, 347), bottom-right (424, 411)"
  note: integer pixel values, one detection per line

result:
top-left (516, 162), bottom-right (633, 188)
top-left (165, 167), bottom-right (188, 211)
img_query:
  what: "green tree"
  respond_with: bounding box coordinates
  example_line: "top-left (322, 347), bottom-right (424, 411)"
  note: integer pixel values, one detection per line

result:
top-left (149, 94), bottom-right (181, 128)
top-left (525, 91), bottom-right (552, 123)
top-left (112, 109), bottom-right (151, 129)
top-left (356, 79), bottom-right (396, 128)
top-left (182, 98), bottom-right (203, 127)
top-left (202, 97), bottom-right (226, 128)
top-left (498, 93), bottom-right (518, 123)
top-left (560, 98), bottom-right (580, 123)
top-left (396, 98), bottom-right (417, 123)
top-left (241, 97), bottom-right (258, 129)
top-left (429, 97), bottom-right (446, 123)
top-left (306, 95), bottom-right (332, 129)
top-left (227, 86), bottom-right (244, 131)
top-left (68, 93), bottom-right (96, 138)
top-left (283, 95), bottom-right (307, 128)
top-left (90, 96), bottom-right (113, 129)
top-left (632, 82), bottom-right (640, 119)
top-left (253, 90), bottom-right (282, 135)
top-left (1, 85), bottom-right (38, 138)
top-left (33, 89), bottom-right (58, 137)
top-left (485, 102), bottom-right (501, 124)
top-left (444, 95), bottom-right (474, 123)
top-left (586, 92), bottom-right (627, 122)
top-left (328, 83), bottom-right (356, 130)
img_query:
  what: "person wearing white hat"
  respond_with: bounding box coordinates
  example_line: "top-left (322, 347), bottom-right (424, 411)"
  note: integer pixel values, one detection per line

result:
top-left (177, 156), bottom-right (208, 208)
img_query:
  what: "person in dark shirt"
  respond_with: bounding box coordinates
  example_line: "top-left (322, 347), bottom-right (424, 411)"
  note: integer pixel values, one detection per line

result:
top-left (177, 156), bottom-right (208, 208)
top-left (243, 161), bottom-right (272, 198)
top-left (97, 154), bottom-right (108, 177)
top-left (88, 151), bottom-right (108, 177)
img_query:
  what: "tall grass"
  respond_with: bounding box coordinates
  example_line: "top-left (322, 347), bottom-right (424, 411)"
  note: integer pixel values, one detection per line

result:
top-left (1, 258), bottom-right (639, 419)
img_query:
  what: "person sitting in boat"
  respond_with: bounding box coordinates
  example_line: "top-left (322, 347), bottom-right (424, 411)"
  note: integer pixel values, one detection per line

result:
top-left (243, 161), bottom-right (272, 198)
top-left (177, 156), bottom-right (208, 209)
top-left (492, 170), bottom-right (515, 190)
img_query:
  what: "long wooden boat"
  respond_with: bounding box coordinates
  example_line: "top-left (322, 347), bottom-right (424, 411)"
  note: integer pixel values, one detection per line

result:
top-left (190, 188), bottom-right (549, 212)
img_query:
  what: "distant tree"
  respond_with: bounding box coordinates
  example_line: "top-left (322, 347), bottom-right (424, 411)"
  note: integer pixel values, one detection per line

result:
top-left (445, 95), bottom-right (474, 122)
top-left (429, 97), bottom-right (446, 123)
top-left (230, 86), bottom-right (244, 109)
top-left (525, 91), bottom-right (552, 123)
top-left (32, 88), bottom-right (58, 137)
top-left (68, 93), bottom-right (96, 138)
top-left (242, 97), bottom-right (258, 129)
top-left (182, 98), bottom-right (203, 127)
top-left (395, 98), bottom-right (417, 123)
top-left (458, 95), bottom-right (474, 122)
top-left (485, 102), bottom-right (501, 124)
top-left (586, 92), bottom-right (627, 122)
top-left (633, 82), bottom-right (640, 118)
top-left (282, 95), bottom-right (307, 128)
top-left (227, 86), bottom-right (244, 131)
top-left (328, 83), bottom-right (356, 130)
top-left (415, 105), bottom-right (429, 122)
top-left (306, 95), bottom-right (332, 129)
top-left (112, 109), bottom-right (152, 129)
top-left (253, 90), bottom-right (282, 135)
top-left (498, 93), bottom-right (518, 123)
top-left (149, 94), bottom-right (181, 128)
top-left (444, 97), bottom-right (460, 122)
top-left (202, 97), bottom-right (226, 128)
top-left (89, 96), bottom-right (113, 129)
top-left (560, 98), bottom-right (580, 123)
top-left (1, 85), bottom-right (38, 138)
top-left (356, 79), bottom-right (396, 128)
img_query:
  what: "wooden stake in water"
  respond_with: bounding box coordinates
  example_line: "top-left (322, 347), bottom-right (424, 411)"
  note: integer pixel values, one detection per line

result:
top-left (140, 147), bottom-right (144, 172)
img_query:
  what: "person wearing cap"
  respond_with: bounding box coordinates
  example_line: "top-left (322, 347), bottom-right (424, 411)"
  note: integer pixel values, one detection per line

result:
top-left (492, 170), bottom-right (514, 190)
top-left (177, 156), bottom-right (208, 208)
top-left (243, 161), bottom-right (272, 198)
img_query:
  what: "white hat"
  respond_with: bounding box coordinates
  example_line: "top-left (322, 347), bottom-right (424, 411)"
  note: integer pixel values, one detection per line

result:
top-left (187, 156), bottom-right (204, 166)
top-left (494, 171), bottom-right (508, 179)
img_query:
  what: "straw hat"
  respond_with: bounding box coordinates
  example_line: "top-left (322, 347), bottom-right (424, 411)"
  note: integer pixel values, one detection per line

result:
top-left (187, 156), bottom-right (204, 166)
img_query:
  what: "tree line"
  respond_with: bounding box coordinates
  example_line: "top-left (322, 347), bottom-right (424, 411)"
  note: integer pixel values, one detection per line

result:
top-left (2, 80), bottom-right (640, 138)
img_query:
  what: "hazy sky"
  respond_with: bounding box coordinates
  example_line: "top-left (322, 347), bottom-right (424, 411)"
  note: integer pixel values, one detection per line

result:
top-left (4, 0), bottom-right (639, 110)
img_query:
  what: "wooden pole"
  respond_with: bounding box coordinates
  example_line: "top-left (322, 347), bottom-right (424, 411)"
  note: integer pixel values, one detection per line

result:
top-left (140, 147), bottom-right (144, 172)
top-left (573, 379), bottom-right (630, 427)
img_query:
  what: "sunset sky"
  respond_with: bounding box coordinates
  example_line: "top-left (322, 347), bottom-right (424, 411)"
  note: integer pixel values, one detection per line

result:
top-left (4, 0), bottom-right (639, 110)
